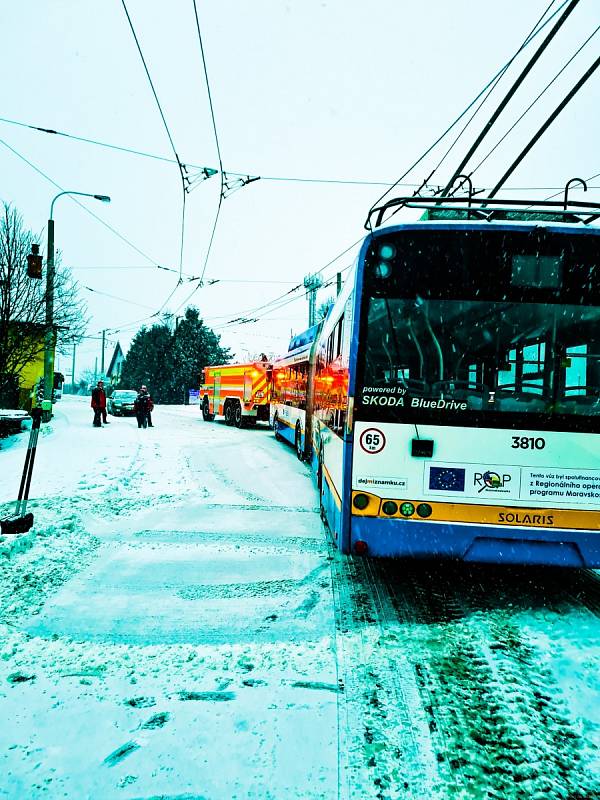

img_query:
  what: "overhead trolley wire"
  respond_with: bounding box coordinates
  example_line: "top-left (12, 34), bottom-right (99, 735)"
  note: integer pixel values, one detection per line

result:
top-left (440, 0), bottom-right (579, 197)
top-left (438, 0), bottom-right (568, 195)
top-left (81, 285), bottom-right (156, 310)
top-left (121, 0), bottom-right (188, 280)
top-left (0, 136), bottom-right (163, 267)
top-left (489, 52), bottom-right (600, 197)
top-left (366, 0), bottom-right (573, 224)
top-left (1, 113), bottom-right (592, 194)
top-left (191, 0), bottom-right (225, 290)
top-left (468, 24), bottom-right (600, 180)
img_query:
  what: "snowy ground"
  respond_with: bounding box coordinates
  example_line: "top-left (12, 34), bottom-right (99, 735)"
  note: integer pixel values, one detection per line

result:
top-left (1, 396), bottom-right (599, 799)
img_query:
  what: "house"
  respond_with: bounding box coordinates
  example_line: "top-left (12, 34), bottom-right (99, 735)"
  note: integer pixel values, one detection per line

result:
top-left (106, 342), bottom-right (125, 387)
top-left (0, 322), bottom-right (56, 410)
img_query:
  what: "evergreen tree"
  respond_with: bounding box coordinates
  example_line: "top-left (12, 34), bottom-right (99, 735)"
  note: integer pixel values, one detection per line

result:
top-left (119, 323), bottom-right (172, 402)
top-left (119, 308), bottom-right (230, 404)
top-left (169, 308), bottom-right (231, 403)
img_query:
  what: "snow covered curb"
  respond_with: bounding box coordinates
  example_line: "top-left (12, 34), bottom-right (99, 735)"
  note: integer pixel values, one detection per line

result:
top-left (0, 529), bottom-right (36, 559)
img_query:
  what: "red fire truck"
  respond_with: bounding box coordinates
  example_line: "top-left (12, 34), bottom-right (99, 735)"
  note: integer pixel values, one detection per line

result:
top-left (201, 359), bottom-right (271, 427)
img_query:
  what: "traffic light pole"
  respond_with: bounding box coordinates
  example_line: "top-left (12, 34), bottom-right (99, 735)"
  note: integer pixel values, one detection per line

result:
top-left (42, 218), bottom-right (55, 422)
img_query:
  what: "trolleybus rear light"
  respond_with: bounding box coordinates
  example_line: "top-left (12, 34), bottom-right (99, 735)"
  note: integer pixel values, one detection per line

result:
top-left (373, 262), bottom-right (392, 279)
top-left (353, 493), bottom-right (370, 510)
top-left (416, 503), bottom-right (433, 518)
top-left (382, 501), bottom-right (398, 516)
top-left (400, 502), bottom-right (415, 517)
top-left (378, 243), bottom-right (396, 260)
top-left (354, 540), bottom-right (368, 555)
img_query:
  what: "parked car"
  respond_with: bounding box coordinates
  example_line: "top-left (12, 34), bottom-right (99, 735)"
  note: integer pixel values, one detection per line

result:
top-left (107, 389), bottom-right (138, 416)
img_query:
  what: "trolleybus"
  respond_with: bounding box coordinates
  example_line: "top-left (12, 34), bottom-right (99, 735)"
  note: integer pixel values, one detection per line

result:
top-left (272, 195), bottom-right (600, 566)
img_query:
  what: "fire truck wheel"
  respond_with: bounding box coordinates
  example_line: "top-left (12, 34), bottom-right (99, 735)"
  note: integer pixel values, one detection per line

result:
top-left (234, 402), bottom-right (244, 428)
top-left (224, 401), bottom-right (234, 426)
top-left (295, 425), bottom-right (304, 461)
top-left (202, 399), bottom-right (214, 421)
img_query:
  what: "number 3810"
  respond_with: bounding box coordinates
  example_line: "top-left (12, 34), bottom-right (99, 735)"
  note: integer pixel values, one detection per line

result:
top-left (511, 436), bottom-right (545, 449)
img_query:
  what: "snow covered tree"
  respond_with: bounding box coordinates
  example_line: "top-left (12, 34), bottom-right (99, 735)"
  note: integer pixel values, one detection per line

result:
top-left (118, 323), bottom-right (173, 403)
top-left (169, 307), bottom-right (231, 403)
top-left (118, 307), bottom-right (230, 404)
top-left (0, 203), bottom-right (88, 406)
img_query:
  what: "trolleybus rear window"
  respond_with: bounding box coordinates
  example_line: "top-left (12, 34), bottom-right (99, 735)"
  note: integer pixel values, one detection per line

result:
top-left (357, 229), bottom-right (600, 432)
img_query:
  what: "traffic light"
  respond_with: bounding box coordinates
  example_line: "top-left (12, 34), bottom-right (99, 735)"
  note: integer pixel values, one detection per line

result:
top-left (27, 243), bottom-right (43, 279)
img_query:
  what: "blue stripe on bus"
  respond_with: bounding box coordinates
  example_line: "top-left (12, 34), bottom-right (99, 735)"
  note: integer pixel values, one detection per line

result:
top-left (350, 516), bottom-right (600, 567)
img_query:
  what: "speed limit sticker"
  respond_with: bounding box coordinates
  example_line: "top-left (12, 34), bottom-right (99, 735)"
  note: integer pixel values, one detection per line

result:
top-left (359, 428), bottom-right (386, 454)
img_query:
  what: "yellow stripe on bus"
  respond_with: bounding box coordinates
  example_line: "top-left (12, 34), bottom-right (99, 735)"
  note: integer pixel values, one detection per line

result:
top-left (350, 492), bottom-right (600, 531)
top-left (323, 464), bottom-right (342, 510)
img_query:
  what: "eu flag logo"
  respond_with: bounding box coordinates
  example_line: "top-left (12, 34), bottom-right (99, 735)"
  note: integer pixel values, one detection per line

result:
top-left (429, 467), bottom-right (466, 492)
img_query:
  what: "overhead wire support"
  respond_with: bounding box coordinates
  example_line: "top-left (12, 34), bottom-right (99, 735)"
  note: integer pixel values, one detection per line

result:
top-left (488, 52), bottom-right (600, 197)
top-left (440, 0), bottom-right (580, 197)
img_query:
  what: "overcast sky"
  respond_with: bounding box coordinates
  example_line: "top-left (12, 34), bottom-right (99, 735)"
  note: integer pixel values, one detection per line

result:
top-left (1, 0), bottom-right (599, 380)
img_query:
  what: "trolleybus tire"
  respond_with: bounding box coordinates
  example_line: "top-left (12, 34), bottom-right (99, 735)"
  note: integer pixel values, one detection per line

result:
top-left (234, 401), bottom-right (244, 428)
top-left (273, 414), bottom-right (283, 441)
top-left (295, 425), bottom-right (304, 461)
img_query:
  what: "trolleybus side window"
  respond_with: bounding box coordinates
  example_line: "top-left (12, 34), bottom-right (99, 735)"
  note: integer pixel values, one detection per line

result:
top-left (316, 316), bottom-right (348, 437)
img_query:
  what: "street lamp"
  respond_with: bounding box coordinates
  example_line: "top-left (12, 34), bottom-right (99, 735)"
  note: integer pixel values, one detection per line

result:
top-left (43, 191), bottom-right (111, 420)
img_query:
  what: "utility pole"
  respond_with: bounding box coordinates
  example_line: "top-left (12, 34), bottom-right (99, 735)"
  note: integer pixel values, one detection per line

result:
top-left (336, 272), bottom-right (342, 296)
top-left (101, 329), bottom-right (106, 376)
top-left (71, 343), bottom-right (76, 393)
top-left (303, 273), bottom-right (323, 328)
top-left (94, 357), bottom-right (98, 383)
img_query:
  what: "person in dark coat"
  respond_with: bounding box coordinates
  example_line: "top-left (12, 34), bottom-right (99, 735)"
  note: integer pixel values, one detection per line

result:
top-left (134, 385), bottom-right (154, 428)
top-left (91, 380), bottom-right (107, 427)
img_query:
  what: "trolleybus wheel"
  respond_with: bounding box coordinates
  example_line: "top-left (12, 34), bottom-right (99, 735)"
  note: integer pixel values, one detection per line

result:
top-left (295, 425), bottom-right (304, 461)
top-left (202, 399), bottom-right (214, 421)
top-left (274, 414), bottom-right (283, 441)
top-left (234, 402), bottom-right (244, 428)
top-left (224, 401), bottom-right (234, 426)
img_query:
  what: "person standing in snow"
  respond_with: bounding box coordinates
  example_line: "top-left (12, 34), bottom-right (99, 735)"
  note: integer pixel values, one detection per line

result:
top-left (91, 380), bottom-right (108, 427)
top-left (134, 385), bottom-right (154, 428)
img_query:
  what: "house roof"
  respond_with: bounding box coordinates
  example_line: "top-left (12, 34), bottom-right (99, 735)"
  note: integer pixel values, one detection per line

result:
top-left (106, 342), bottom-right (124, 377)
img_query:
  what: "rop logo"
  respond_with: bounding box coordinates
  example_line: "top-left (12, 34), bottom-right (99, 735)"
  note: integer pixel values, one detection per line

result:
top-left (474, 470), bottom-right (512, 493)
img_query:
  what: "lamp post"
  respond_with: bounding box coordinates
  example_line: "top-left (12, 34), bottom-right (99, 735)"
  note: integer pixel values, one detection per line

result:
top-left (44, 191), bottom-right (111, 420)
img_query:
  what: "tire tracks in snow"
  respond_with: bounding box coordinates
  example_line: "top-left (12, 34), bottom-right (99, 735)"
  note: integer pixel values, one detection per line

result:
top-left (328, 548), bottom-right (442, 799)
top-left (327, 551), bottom-right (600, 799)
top-left (378, 561), bottom-right (600, 800)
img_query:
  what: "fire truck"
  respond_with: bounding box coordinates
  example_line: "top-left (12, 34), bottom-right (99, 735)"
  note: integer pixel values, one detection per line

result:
top-left (200, 359), bottom-right (271, 427)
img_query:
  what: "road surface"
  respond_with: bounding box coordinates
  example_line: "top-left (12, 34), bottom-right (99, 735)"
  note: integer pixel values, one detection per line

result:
top-left (1, 396), bottom-right (599, 799)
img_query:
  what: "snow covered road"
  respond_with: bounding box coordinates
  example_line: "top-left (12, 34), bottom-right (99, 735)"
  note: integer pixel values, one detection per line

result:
top-left (1, 396), bottom-right (599, 799)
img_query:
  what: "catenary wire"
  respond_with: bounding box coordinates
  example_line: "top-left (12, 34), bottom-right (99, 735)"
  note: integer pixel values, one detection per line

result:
top-left (468, 25), bottom-right (600, 179)
top-left (0, 136), bottom-right (163, 266)
top-left (81, 285), bottom-right (156, 310)
top-left (434, 0), bottom-right (564, 185)
top-left (366, 0), bottom-right (572, 224)
top-left (1, 114), bottom-right (592, 194)
top-left (189, 0), bottom-right (225, 296)
top-left (441, 0), bottom-right (577, 197)
top-left (489, 53), bottom-right (600, 197)
top-left (121, 0), bottom-right (188, 279)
